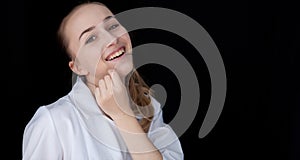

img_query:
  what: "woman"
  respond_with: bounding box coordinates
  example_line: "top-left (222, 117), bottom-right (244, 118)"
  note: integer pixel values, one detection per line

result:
top-left (22, 1), bottom-right (183, 160)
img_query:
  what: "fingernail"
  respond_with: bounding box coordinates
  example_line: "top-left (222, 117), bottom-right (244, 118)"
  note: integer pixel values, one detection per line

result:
top-left (108, 69), bottom-right (113, 74)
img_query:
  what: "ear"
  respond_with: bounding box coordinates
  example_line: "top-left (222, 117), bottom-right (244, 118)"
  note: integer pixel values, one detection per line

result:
top-left (69, 60), bottom-right (88, 76)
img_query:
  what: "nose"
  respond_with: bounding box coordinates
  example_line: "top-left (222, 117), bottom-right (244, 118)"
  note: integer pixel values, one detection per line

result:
top-left (105, 32), bottom-right (118, 48)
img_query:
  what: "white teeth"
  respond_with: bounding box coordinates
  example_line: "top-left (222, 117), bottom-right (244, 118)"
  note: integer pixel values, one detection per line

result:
top-left (108, 48), bottom-right (125, 61)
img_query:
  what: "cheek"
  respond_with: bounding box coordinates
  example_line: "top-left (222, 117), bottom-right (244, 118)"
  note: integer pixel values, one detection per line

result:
top-left (77, 54), bottom-right (99, 70)
top-left (94, 59), bottom-right (109, 77)
top-left (121, 33), bottom-right (132, 48)
top-left (76, 44), bottom-right (104, 69)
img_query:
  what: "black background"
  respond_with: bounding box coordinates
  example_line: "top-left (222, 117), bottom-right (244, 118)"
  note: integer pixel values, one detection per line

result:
top-left (7, 0), bottom-right (299, 159)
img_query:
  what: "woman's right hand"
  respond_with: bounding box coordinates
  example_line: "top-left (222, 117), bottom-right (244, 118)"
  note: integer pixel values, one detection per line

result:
top-left (94, 70), bottom-right (134, 120)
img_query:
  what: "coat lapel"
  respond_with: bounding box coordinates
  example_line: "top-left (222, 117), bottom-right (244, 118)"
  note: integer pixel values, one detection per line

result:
top-left (70, 76), bottom-right (128, 152)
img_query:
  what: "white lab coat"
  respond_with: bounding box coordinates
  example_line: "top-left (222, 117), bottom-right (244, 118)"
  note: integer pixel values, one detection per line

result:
top-left (22, 76), bottom-right (184, 160)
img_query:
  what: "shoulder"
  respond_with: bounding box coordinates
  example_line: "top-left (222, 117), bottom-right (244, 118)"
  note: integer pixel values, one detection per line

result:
top-left (22, 105), bottom-right (64, 158)
top-left (149, 96), bottom-right (165, 122)
top-left (24, 95), bottom-right (76, 131)
top-left (148, 96), bottom-right (165, 129)
top-left (25, 106), bottom-right (53, 129)
top-left (150, 96), bottom-right (162, 116)
top-left (41, 95), bottom-right (77, 119)
top-left (23, 106), bottom-right (57, 142)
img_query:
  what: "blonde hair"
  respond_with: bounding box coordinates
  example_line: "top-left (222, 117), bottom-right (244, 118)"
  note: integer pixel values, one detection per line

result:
top-left (57, 1), bottom-right (153, 132)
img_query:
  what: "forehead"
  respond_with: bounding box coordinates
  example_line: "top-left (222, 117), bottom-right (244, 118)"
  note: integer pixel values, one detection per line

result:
top-left (66, 4), bottom-right (113, 40)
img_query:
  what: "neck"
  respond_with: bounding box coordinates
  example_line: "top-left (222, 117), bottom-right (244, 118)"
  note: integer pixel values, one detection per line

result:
top-left (85, 75), bottom-right (127, 96)
top-left (86, 81), bottom-right (97, 96)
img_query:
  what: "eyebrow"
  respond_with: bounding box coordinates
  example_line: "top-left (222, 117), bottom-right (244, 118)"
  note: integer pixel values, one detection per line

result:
top-left (78, 16), bottom-right (114, 40)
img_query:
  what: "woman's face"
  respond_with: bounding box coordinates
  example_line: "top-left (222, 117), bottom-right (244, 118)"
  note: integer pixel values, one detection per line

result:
top-left (65, 4), bottom-right (133, 85)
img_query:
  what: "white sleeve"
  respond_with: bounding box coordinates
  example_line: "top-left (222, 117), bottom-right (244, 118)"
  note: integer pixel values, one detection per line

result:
top-left (22, 106), bottom-right (63, 160)
top-left (148, 97), bottom-right (184, 160)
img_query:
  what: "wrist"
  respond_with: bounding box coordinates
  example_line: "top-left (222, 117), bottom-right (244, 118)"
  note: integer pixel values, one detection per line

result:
top-left (113, 112), bottom-right (145, 134)
top-left (111, 110), bottom-right (135, 121)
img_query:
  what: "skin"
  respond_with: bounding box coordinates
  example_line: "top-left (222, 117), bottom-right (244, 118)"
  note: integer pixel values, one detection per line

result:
top-left (65, 4), bottom-right (132, 87)
top-left (63, 3), bottom-right (163, 160)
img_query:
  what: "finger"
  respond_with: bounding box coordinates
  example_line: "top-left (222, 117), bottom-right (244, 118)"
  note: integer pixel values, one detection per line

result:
top-left (108, 70), bottom-right (122, 87)
top-left (95, 87), bottom-right (101, 96)
top-left (104, 75), bottom-right (113, 94)
top-left (98, 79), bottom-right (107, 94)
top-left (94, 87), bottom-right (102, 103)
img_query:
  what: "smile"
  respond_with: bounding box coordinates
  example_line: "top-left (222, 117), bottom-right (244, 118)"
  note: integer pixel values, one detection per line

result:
top-left (105, 47), bottom-right (125, 61)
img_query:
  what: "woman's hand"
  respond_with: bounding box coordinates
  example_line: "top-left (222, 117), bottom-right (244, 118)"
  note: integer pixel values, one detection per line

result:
top-left (94, 70), bottom-right (134, 120)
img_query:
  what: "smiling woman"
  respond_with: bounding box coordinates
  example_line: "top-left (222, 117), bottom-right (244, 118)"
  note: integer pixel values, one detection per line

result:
top-left (22, 1), bottom-right (183, 160)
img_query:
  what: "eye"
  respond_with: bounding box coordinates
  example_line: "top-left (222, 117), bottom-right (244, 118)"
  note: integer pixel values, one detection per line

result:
top-left (85, 35), bottom-right (97, 44)
top-left (108, 24), bottom-right (120, 31)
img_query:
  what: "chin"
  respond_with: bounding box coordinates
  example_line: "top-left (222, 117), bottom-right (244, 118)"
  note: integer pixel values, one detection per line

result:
top-left (114, 55), bottom-right (133, 77)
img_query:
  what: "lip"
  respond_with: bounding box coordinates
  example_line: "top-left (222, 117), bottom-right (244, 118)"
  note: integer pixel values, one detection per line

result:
top-left (104, 46), bottom-right (126, 61)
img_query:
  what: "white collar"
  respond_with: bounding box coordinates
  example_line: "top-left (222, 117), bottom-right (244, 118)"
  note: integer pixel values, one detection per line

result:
top-left (69, 76), bottom-right (161, 120)
top-left (70, 76), bottom-right (105, 119)
top-left (69, 76), bottom-right (128, 152)
top-left (67, 76), bottom-right (164, 152)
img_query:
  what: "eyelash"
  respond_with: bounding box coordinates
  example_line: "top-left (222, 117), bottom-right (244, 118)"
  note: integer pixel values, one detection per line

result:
top-left (84, 23), bottom-right (120, 44)
top-left (108, 24), bottom-right (119, 31)
top-left (85, 35), bottom-right (97, 44)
